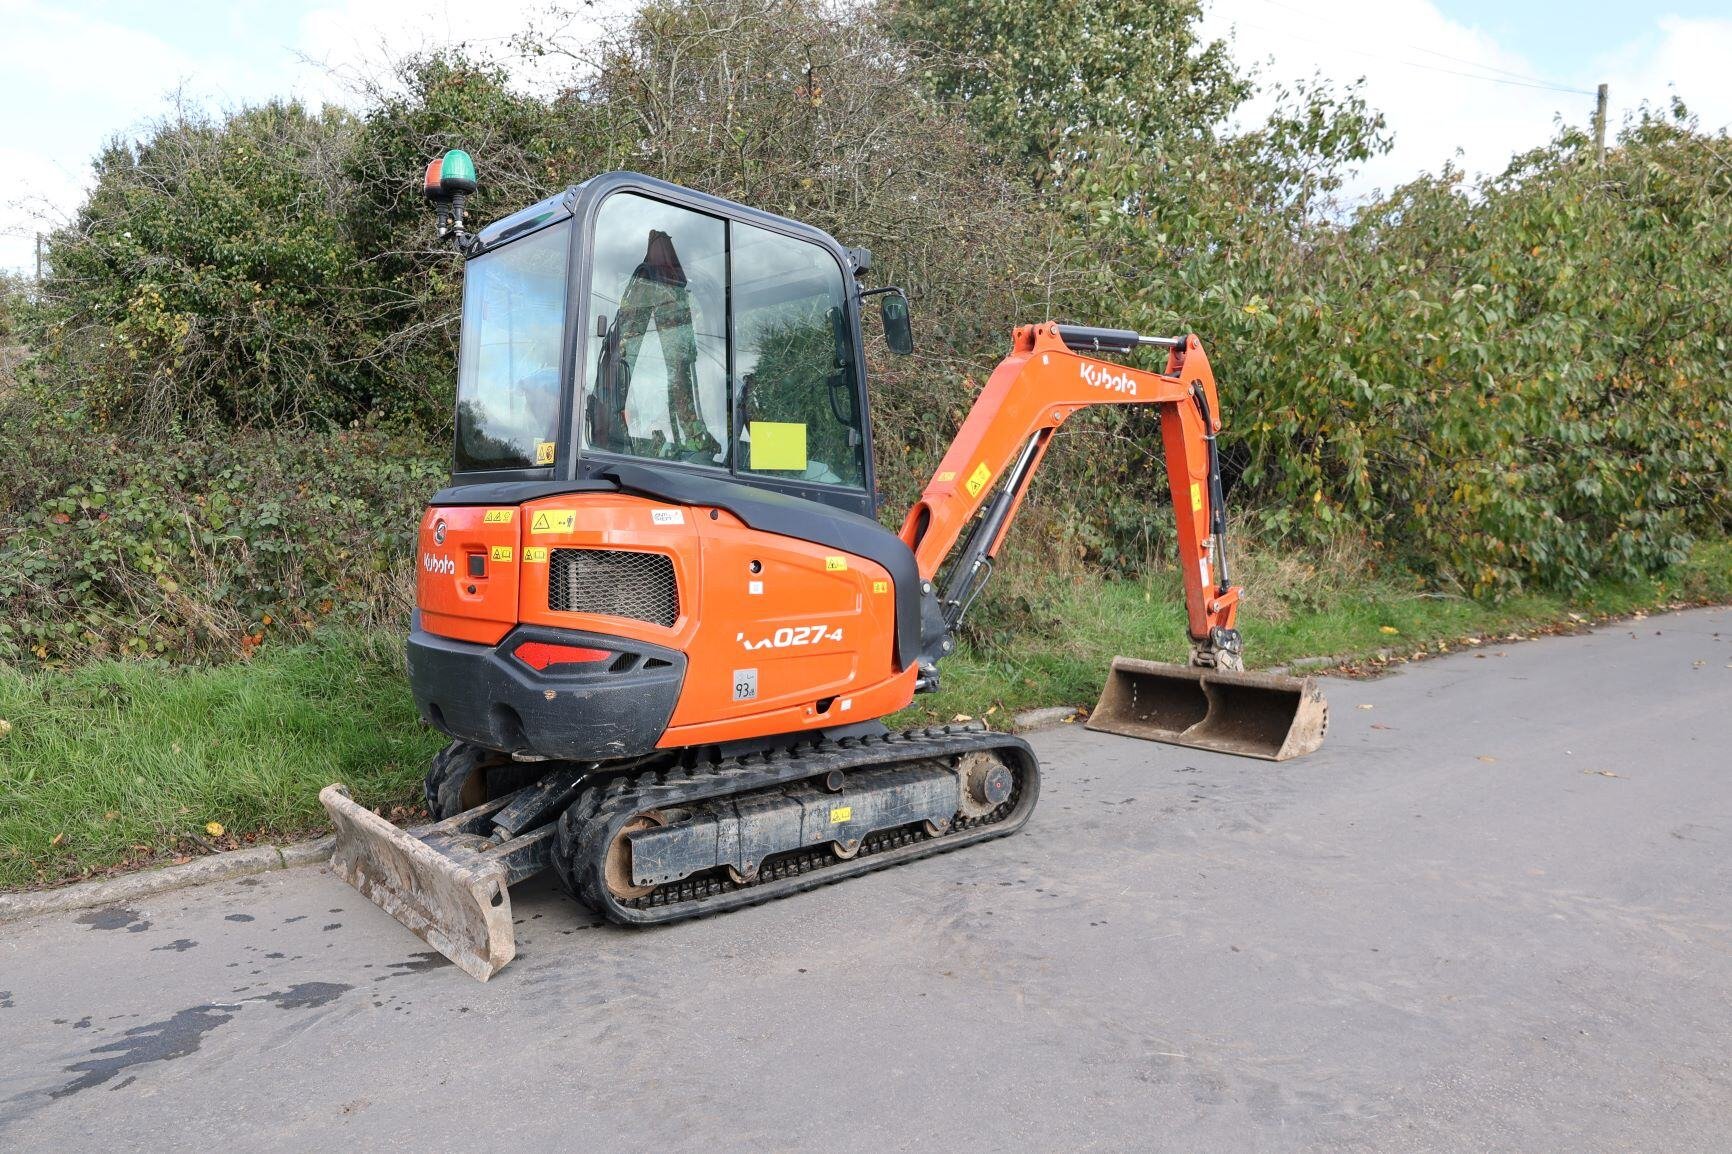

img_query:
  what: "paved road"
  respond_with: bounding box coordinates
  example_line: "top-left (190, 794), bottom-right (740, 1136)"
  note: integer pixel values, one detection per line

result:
top-left (2, 609), bottom-right (1730, 1151)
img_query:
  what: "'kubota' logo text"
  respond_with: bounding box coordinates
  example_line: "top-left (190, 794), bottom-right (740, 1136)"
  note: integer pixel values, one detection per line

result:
top-left (422, 552), bottom-right (456, 575)
top-left (1080, 362), bottom-right (1137, 396)
top-left (737, 624), bottom-right (844, 650)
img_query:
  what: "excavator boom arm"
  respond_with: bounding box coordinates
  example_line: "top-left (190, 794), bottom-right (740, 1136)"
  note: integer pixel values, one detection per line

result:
top-left (899, 322), bottom-right (1240, 648)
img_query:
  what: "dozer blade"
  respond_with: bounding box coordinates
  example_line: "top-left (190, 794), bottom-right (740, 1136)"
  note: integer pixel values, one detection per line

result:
top-left (1086, 658), bottom-right (1328, 761)
top-left (319, 784), bottom-right (517, 981)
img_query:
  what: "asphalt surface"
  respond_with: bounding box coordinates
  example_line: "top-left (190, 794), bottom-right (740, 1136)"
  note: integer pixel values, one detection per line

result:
top-left (2, 607), bottom-right (1730, 1152)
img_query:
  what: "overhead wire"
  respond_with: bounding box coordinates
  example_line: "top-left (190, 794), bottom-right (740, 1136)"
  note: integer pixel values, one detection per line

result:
top-left (1408, 45), bottom-right (1591, 91)
top-left (1237, 0), bottom-right (1599, 97)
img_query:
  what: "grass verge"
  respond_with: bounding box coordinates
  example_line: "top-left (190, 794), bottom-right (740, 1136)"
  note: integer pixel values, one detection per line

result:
top-left (0, 632), bottom-right (443, 891)
top-left (3, 538), bottom-right (1727, 890)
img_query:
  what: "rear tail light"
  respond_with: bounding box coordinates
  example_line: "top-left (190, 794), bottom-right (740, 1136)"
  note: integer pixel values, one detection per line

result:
top-left (513, 641), bottom-right (614, 672)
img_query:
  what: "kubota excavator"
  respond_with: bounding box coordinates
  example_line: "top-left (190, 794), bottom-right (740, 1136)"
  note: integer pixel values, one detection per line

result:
top-left (320, 153), bottom-right (1327, 980)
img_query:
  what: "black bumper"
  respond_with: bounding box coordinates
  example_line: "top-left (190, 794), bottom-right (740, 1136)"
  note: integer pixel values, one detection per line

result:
top-left (406, 617), bottom-right (686, 762)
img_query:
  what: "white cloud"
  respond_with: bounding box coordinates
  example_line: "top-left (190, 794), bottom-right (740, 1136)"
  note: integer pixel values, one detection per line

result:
top-left (290, 0), bottom-right (627, 106)
top-left (1599, 15), bottom-right (1732, 133)
top-left (0, 148), bottom-right (86, 277)
top-left (0, 0), bottom-right (209, 272)
top-left (1202, 0), bottom-right (1732, 202)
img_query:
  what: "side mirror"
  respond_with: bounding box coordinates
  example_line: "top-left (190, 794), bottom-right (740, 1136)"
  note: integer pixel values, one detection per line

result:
top-left (880, 289), bottom-right (913, 355)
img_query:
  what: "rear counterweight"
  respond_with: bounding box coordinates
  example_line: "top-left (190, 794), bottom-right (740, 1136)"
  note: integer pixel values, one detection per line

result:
top-left (408, 616), bottom-right (686, 760)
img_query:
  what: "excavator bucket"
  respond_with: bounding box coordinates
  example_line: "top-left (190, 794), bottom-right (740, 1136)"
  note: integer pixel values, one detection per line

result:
top-left (319, 784), bottom-right (520, 981)
top-left (1086, 658), bottom-right (1328, 761)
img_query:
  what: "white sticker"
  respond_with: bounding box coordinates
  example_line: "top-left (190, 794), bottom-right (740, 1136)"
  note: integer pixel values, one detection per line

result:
top-left (733, 669), bottom-right (758, 701)
top-left (1199, 558), bottom-right (1211, 587)
top-left (651, 509), bottom-right (684, 525)
top-left (840, 698), bottom-right (853, 712)
top-left (748, 580), bottom-right (763, 595)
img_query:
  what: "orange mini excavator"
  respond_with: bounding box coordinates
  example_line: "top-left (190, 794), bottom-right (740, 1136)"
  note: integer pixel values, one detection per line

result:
top-left (321, 156), bottom-right (1327, 979)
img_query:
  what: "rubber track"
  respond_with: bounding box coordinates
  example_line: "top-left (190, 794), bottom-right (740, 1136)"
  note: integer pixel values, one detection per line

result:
top-left (553, 723), bottom-right (1041, 925)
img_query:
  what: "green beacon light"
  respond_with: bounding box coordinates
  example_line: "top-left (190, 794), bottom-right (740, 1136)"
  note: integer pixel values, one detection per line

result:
top-left (424, 149), bottom-right (480, 251)
top-left (439, 149), bottom-right (477, 196)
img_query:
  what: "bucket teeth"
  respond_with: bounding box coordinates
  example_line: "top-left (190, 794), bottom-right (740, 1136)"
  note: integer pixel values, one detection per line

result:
top-left (1086, 658), bottom-right (1328, 761)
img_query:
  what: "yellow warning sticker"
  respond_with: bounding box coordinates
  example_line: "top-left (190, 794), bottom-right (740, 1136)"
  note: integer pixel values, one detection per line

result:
top-left (1189, 482), bottom-right (1203, 513)
top-left (522, 547), bottom-right (548, 563)
top-left (872, 580), bottom-right (889, 594)
top-left (534, 440), bottom-right (556, 466)
top-left (965, 462), bottom-right (992, 497)
top-left (490, 546), bottom-right (513, 563)
top-left (936, 470), bottom-right (956, 483)
top-left (824, 556), bottom-right (847, 572)
top-left (529, 509), bottom-right (576, 534)
top-left (829, 806), bottom-right (852, 824)
top-left (483, 508), bottom-right (514, 524)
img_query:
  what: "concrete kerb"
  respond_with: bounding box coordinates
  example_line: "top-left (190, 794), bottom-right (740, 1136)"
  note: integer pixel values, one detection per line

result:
top-left (0, 837), bottom-right (336, 925)
top-left (1011, 705), bottom-right (1083, 731)
top-left (1268, 650), bottom-right (1395, 676)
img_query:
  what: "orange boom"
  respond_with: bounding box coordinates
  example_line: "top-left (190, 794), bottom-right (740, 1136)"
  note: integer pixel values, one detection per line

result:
top-left (321, 162), bottom-right (1326, 979)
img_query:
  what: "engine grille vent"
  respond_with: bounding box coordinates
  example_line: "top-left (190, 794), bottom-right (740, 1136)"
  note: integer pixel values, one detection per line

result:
top-left (547, 549), bottom-right (679, 627)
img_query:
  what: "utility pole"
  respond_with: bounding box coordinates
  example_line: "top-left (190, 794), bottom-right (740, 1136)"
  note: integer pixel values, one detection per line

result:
top-left (35, 233), bottom-right (44, 281)
top-left (1594, 83), bottom-right (1608, 166)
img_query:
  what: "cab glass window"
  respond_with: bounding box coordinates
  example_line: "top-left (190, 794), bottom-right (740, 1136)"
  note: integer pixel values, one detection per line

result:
top-left (584, 195), bottom-right (729, 468)
top-left (733, 221), bottom-right (865, 488)
top-left (454, 220), bottom-right (570, 471)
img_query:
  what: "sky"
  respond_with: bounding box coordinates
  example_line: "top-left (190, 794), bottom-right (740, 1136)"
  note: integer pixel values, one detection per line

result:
top-left (1200, 0), bottom-right (1732, 196)
top-left (3, 0), bottom-right (1731, 274)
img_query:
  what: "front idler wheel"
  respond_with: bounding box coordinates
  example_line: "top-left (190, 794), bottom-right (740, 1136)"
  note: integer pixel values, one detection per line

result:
top-left (604, 812), bottom-right (668, 900)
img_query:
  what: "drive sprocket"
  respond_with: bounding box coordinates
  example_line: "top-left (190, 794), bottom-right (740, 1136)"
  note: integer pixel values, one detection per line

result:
top-left (423, 741), bottom-right (544, 821)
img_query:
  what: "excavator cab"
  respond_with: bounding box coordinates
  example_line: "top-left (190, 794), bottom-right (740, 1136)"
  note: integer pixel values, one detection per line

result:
top-left (320, 156), bottom-right (1326, 980)
top-left (448, 172), bottom-right (912, 520)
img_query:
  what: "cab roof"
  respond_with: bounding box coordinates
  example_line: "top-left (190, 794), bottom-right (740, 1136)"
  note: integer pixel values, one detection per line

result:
top-left (470, 172), bottom-right (852, 262)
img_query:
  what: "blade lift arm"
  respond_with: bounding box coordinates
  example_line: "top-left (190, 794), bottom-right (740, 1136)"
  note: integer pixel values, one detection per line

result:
top-left (898, 323), bottom-right (1244, 684)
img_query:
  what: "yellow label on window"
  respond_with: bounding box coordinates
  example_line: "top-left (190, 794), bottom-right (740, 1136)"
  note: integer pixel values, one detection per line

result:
top-left (748, 421), bottom-right (807, 471)
top-left (529, 510), bottom-right (576, 534)
top-left (1189, 482), bottom-right (1203, 513)
top-left (825, 556), bottom-right (847, 572)
top-left (490, 546), bottom-right (513, 563)
top-left (829, 806), bottom-right (852, 824)
top-left (522, 547), bottom-right (548, 563)
top-left (872, 580), bottom-right (888, 594)
top-left (534, 441), bottom-right (556, 465)
top-left (483, 509), bottom-right (514, 524)
top-left (965, 462), bottom-right (992, 497)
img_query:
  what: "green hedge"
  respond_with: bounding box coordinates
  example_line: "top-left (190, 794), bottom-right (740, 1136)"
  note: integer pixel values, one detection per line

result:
top-left (1069, 108), bottom-right (1732, 594)
top-left (0, 402), bottom-right (442, 663)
